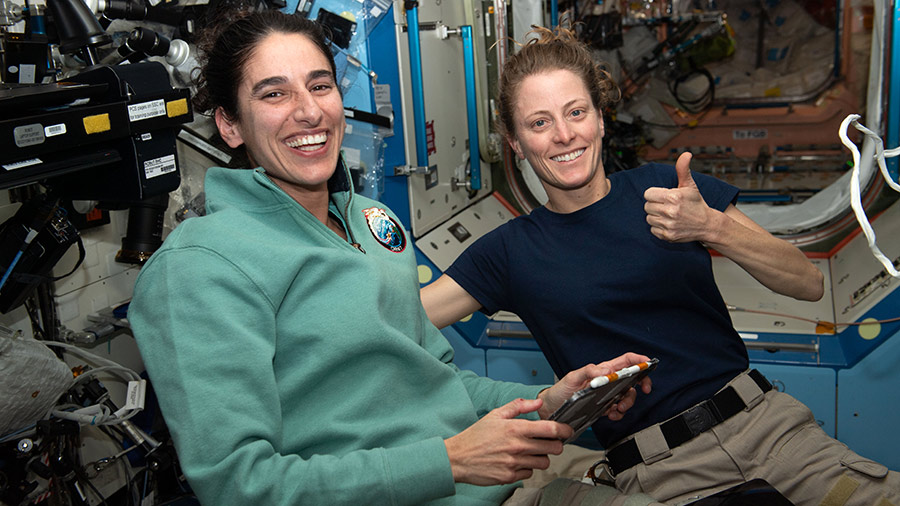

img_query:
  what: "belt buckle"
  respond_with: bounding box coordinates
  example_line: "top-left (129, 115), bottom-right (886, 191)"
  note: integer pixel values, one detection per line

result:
top-left (682, 402), bottom-right (718, 437)
top-left (587, 460), bottom-right (617, 486)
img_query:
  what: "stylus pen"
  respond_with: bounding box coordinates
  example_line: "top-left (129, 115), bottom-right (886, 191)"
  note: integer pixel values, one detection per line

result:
top-left (590, 361), bottom-right (650, 389)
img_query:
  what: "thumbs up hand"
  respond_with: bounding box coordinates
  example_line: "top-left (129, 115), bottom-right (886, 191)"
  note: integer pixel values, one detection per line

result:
top-left (643, 152), bottom-right (713, 243)
top-left (674, 151), bottom-right (698, 190)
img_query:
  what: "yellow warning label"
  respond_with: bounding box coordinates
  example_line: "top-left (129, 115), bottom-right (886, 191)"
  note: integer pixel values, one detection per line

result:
top-left (167, 98), bottom-right (189, 118)
top-left (83, 114), bottom-right (111, 134)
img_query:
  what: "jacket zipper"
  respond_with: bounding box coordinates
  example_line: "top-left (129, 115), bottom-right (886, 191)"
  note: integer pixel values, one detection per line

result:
top-left (338, 164), bottom-right (365, 254)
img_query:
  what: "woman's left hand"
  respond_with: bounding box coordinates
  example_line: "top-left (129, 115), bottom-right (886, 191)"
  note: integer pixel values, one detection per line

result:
top-left (537, 352), bottom-right (652, 420)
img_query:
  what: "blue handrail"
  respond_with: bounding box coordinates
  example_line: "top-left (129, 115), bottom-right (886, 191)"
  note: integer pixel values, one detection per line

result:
top-left (551, 0), bottom-right (558, 29)
top-left (461, 25), bottom-right (481, 190)
top-left (406, 5), bottom-right (429, 168)
top-left (889, 1), bottom-right (900, 181)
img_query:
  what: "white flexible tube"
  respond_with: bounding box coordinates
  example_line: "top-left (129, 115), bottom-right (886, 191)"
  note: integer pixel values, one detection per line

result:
top-left (838, 114), bottom-right (900, 277)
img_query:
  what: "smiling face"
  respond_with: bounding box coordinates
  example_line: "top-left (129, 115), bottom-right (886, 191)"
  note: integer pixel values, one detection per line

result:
top-left (509, 69), bottom-right (608, 211)
top-left (215, 31), bottom-right (345, 203)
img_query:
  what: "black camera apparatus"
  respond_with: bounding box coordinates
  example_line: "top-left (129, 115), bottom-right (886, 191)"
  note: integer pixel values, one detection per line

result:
top-left (1, 61), bottom-right (192, 199)
top-left (0, 0), bottom-right (195, 312)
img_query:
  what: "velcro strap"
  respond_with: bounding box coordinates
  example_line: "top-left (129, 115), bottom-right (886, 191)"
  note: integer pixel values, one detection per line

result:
top-left (732, 369), bottom-right (769, 410)
top-left (633, 424), bottom-right (671, 466)
top-left (819, 475), bottom-right (860, 506)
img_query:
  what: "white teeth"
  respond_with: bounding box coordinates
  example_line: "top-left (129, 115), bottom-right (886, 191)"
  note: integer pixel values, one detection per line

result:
top-left (286, 133), bottom-right (327, 150)
top-left (551, 148), bottom-right (585, 162)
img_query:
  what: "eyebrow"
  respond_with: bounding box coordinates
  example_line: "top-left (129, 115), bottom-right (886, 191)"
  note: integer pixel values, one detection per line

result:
top-left (249, 69), bottom-right (336, 97)
top-left (250, 76), bottom-right (287, 97)
top-left (308, 69), bottom-right (336, 83)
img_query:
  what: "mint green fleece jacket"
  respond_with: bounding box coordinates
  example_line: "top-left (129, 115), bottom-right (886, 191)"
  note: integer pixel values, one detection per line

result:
top-left (129, 165), bottom-right (546, 505)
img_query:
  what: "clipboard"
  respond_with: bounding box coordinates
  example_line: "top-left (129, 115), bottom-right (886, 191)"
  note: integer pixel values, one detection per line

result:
top-left (548, 359), bottom-right (658, 443)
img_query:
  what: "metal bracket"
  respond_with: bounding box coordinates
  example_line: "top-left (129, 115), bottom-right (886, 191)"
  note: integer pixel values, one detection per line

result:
top-left (394, 164), bottom-right (436, 177)
top-left (449, 176), bottom-right (472, 191)
top-left (437, 24), bottom-right (460, 39)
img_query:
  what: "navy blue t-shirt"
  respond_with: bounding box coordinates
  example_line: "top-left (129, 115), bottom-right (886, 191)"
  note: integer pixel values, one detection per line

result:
top-left (446, 163), bottom-right (749, 447)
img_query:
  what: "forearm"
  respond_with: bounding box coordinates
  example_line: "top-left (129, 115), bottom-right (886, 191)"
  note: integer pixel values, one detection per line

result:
top-left (454, 365), bottom-right (546, 418)
top-left (645, 157), bottom-right (823, 301)
top-left (177, 433), bottom-right (455, 505)
top-left (414, 300), bottom-right (545, 418)
top-left (703, 208), bottom-right (824, 301)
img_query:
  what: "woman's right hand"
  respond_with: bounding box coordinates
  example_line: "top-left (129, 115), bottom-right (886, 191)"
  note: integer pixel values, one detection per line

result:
top-left (444, 398), bottom-right (572, 486)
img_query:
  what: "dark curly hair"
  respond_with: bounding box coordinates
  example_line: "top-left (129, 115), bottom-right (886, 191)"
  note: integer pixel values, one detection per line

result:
top-left (192, 9), bottom-right (335, 120)
top-left (497, 26), bottom-right (620, 139)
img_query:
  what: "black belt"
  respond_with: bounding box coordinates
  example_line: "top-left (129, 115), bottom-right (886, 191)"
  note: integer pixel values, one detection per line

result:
top-left (606, 369), bottom-right (772, 475)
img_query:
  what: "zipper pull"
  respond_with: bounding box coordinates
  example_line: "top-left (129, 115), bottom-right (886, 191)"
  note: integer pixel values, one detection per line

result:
top-left (350, 243), bottom-right (366, 254)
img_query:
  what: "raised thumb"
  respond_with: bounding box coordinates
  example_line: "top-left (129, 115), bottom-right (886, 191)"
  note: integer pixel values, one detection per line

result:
top-left (676, 151), bottom-right (696, 188)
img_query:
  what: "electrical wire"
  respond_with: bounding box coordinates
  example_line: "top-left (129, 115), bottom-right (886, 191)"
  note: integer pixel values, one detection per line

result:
top-left (668, 67), bottom-right (715, 114)
top-left (0, 249), bottom-right (27, 291)
top-left (41, 340), bottom-right (144, 426)
top-left (121, 444), bottom-right (136, 506)
top-left (0, 225), bottom-right (41, 291)
top-left (0, 196), bottom-right (61, 291)
top-left (41, 341), bottom-right (142, 382)
top-left (839, 114), bottom-right (900, 277)
top-left (91, 421), bottom-right (142, 506)
top-left (75, 462), bottom-right (112, 506)
top-left (0, 423), bottom-right (37, 444)
top-left (37, 280), bottom-right (59, 341)
top-left (141, 467), bottom-right (150, 505)
top-left (8, 234), bottom-right (87, 286)
top-left (331, 43), bottom-right (377, 82)
top-left (23, 294), bottom-right (47, 340)
top-left (728, 305), bottom-right (900, 332)
top-left (619, 19), bottom-right (700, 99)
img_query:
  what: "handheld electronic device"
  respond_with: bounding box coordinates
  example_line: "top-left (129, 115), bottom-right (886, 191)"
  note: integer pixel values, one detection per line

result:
top-left (549, 359), bottom-right (658, 443)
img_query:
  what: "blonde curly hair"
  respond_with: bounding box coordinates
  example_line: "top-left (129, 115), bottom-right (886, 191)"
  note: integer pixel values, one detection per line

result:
top-left (497, 26), bottom-right (620, 138)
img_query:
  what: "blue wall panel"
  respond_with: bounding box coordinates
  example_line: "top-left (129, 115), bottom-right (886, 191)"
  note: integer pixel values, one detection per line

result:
top-left (753, 363), bottom-right (837, 437)
top-left (485, 348), bottom-right (555, 386)
top-left (837, 326), bottom-right (900, 470)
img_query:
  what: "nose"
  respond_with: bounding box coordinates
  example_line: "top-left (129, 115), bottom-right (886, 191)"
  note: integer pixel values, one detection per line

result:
top-left (292, 90), bottom-right (324, 125)
top-left (552, 120), bottom-right (575, 144)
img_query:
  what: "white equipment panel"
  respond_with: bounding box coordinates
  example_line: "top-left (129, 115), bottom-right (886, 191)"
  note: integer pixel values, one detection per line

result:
top-left (829, 199), bottom-right (900, 323)
top-left (713, 197), bottom-right (900, 337)
top-left (393, 0), bottom-right (493, 237)
top-left (713, 256), bottom-right (833, 335)
top-left (417, 193), bottom-right (515, 271)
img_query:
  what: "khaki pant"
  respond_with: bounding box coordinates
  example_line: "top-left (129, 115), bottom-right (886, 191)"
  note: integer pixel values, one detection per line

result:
top-left (500, 444), bottom-right (664, 506)
top-left (503, 478), bottom-right (664, 506)
top-left (613, 374), bottom-right (900, 506)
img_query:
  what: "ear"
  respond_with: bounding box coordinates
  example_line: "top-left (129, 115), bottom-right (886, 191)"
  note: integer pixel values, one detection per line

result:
top-left (215, 108), bottom-right (245, 149)
top-left (507, 136), bottom-right (525, 160)
top-left (599, 115), bottom-right (605, 138)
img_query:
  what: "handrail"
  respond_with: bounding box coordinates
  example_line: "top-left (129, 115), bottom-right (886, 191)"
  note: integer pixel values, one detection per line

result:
top-left (550, 0), bottom-right (558, 28)
top-left (486, 326), bottom-right (821, 355)
top-left (461, 25), bottom-right (481, 190)
top-left (405, 3), bottom-right (429, 168)
top-left (889, 0), bottom-right (900, 180)
top-left (743, 341), bottom-right (819, 353)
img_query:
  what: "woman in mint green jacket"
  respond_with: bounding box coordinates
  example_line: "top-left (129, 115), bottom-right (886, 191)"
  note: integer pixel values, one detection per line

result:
top-left (128, 10), bottom-right (653, 506)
